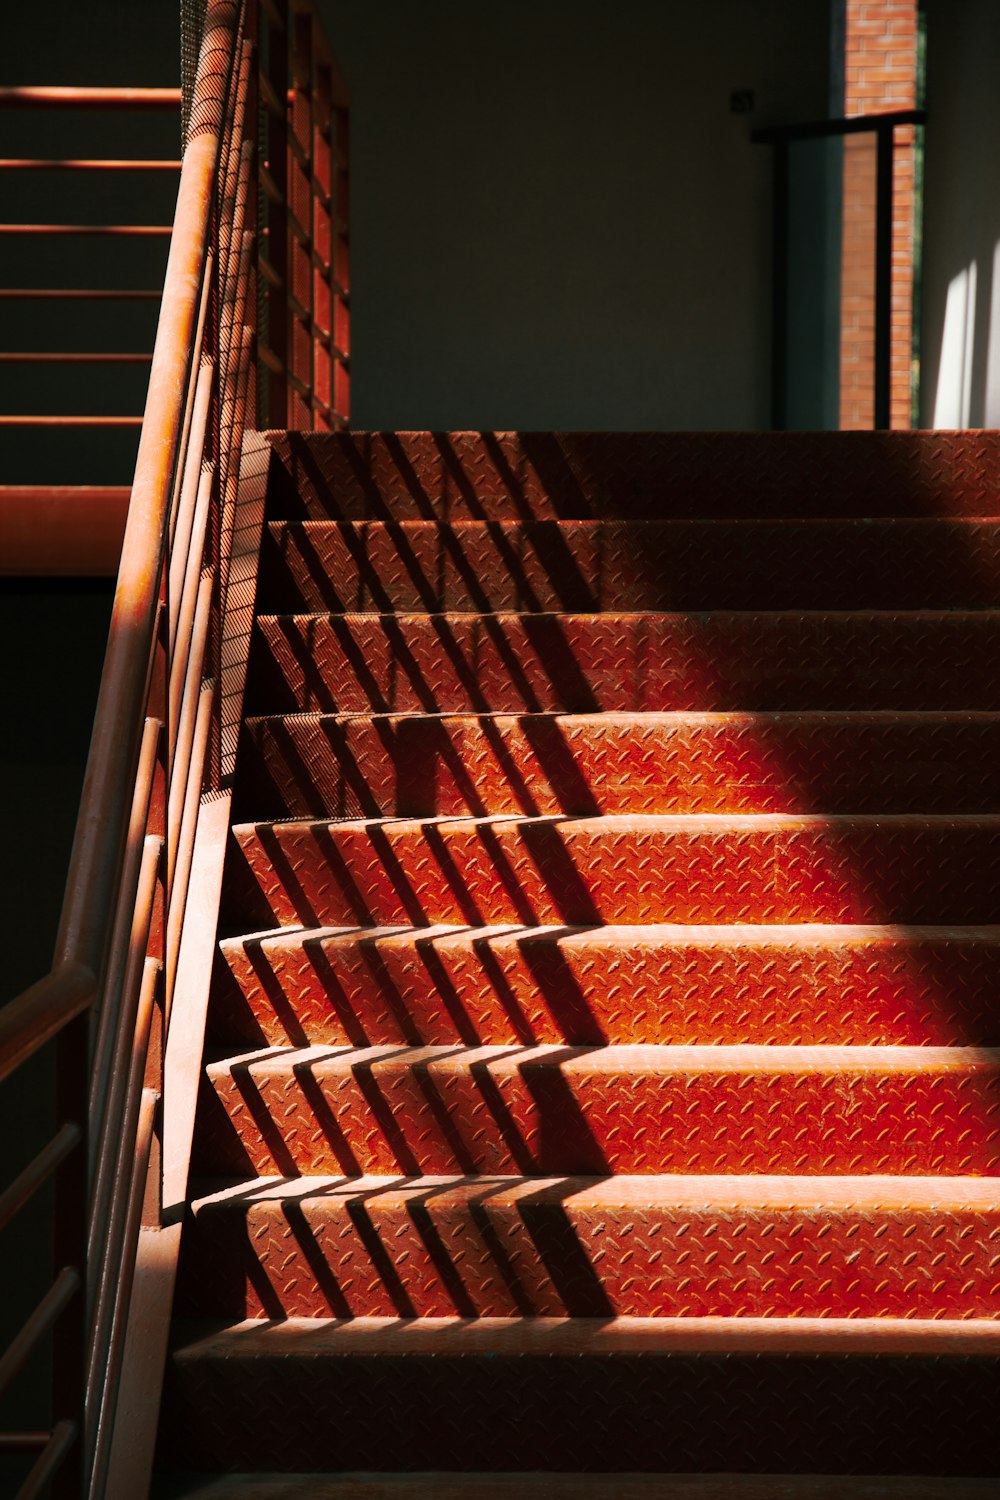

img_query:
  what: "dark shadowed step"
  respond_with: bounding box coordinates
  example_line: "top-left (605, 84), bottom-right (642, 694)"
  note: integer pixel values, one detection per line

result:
top-left (247, 612), bottom-right (1000, 715)
top-left (161, 1314), bottom-right (1000, 1473)
top-left (262, 430), bottom-right (1000, 523)
top-left (235, 711), bottom-right (1000, 819)
top-left (259, 518), bottom-right (1000, 614)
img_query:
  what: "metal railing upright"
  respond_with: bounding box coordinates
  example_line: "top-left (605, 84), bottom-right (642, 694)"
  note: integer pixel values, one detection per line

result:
top-left (753, 108), bottom-right (925, 431)
top-left (0, 3), bottom-right (348, 1494)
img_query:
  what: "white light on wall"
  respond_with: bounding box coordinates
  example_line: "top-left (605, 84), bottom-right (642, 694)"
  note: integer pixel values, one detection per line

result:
top-left (933, 260), bottom-right (977, 427)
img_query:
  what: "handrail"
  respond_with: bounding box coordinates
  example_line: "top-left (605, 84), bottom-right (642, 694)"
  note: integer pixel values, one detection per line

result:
top-left (751, 107), bottom-right (924, 143)
top-left (753, 108), bottom-right (926, 431)
top-left (0, 87), bottom-right (181, 109)
top-left (0, 0), bottom-right (349, 1493)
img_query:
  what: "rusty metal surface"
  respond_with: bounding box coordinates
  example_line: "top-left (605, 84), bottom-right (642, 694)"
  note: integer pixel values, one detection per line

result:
top-left (236, 710), bottom-right (1000, 819)
top-left (263, 430), bottom-right (1000, 522)
top-left (193, 1043), bottom-right (1000, 1179)
top-left (160, 1314), bottom-right (1000, 1473)
top-left (175, 429), bottom-right (1000, 1479)
top-left (260, 518), bottom-right (1000, 614)
top-left (227, 813), bottom-right (1000, 929)
top-left (212, 922), bottom-right (1000, 1049)
top-left (248, 610), bottom-right (1000, 715)
top-left (175, 1174), bottom-right (1000, 1322)
top-left (147, 1472), bottom-right (1000, 1500)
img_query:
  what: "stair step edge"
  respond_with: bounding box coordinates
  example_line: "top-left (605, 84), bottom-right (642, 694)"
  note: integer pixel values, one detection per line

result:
top-left (188, 1172), bottom-right (1000, 1213)
top-left (170, 1312), bottom-right (1000, 1359)
top-left (204, 1042), bottom-right (1000, 1076)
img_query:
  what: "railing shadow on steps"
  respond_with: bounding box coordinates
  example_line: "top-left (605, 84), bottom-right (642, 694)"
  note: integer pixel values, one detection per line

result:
top-left (0, 1), bottom-right (348, 1495)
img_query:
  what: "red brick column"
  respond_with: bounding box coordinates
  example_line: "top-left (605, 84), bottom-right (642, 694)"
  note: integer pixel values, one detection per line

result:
top-left (840, 0), bottom-right (918, 430)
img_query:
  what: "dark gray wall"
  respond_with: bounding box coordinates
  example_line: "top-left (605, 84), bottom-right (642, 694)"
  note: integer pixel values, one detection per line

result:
top-left (921, 0), bottom-right (1000, 428)
top-left (320, 0), bottom-right (831, 430)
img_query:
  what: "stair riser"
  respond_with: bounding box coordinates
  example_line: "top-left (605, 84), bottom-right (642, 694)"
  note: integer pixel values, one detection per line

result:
top-left (176, 1196), bottom-right (1000, 1320)
top-left (249, 613), bottom-right (1000, 715)
top-left (260, 519), bottom-right (1000, 614)
top-left (161, 1342), bottom-right (1000, 1474)
top-left (213, 929), bottom-right (1000, 1049)
top-left (264, 430), bottom-right (1000, 522)
top-left (238, 713), bottom-right (1000, 819)
top-left (194, 1059), bottom-right (1000, 1178)
top-left (229, 820), bottom-right (1000, 928)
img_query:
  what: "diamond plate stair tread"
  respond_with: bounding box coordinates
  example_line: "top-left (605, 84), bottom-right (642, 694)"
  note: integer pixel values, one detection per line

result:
top-left (212, 922), bottom-right (1000, 1048)
top-left (160, 1315), bottom-right (1000, 1473)
top-left (194, 1043), bottom-right (1000, 1178)
top-left (176, 1172), bottom-right (1000, 1321)
top-left (248, 611), bottom-right (1000, 714)
top-left (263, 430), bottom-right (1000, 521)
top-left (152, 1475), bottom-right (1000, 1500)
top-left (236, 710), bottom-right (1000, 819)
top-left (227, 813), bottom-right (1000, 928)
top-left (260, 518), bottom-right (1000, 614)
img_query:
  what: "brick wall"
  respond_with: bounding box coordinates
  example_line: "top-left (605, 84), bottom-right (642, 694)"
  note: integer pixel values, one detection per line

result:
top-left (839, 0), bottom-right (918, 429)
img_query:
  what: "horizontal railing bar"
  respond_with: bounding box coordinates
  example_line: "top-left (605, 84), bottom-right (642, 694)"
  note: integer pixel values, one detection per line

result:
top-left (258, 71), bottom-right (283, 119)
top-left (0, 158), bottom-right (181, 171)
top-left (0, 1124), bottom-right (82, 1235)
top-left (256, 335), bottom-right (285, 375)
top-left (285, 366), bottom-right (311, 400)
top-left (752, 107), bottom-right (925, 144)
top-left (0, 416), bottom-right (143, 427)
top-left (15, 1421), bottom-right (77, 1500)
top-left (0, 86), bottom-right (181, 109)
top-left (257, 250), bottom-right (283, 291)
top-left (287, 287), bottom-right (311, 325)
top-left (288, 128), bottom-right (310, 169)
top-left (0, 1268), bottom-right (80, 1401)
top-left (0, 417), bottom-right (142, 429)
top-left (0, 965), bottom-right (95, 1086)
top-left (0, 1432), bottom-right (50, 1453)
top-left (258, 162), bottom-right (282, 205)
top-left (0, 485), bottom-right (130, 503)
top-left (0, 224), bottom-right (172, 236)
top-left (0, 352), bottom-right (152, 364)
top-left (0, 289), bottom-right (163, 300)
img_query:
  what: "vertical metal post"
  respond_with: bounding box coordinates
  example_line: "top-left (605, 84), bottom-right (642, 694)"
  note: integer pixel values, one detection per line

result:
top-left (771, 140), bottom-right (789, 431)
top-left (874, 123), bottom-right (894, 429)
top-left (265, 0), bottom-right (289, 425)
top-left (51, 1019), bottom-right (86, 1499)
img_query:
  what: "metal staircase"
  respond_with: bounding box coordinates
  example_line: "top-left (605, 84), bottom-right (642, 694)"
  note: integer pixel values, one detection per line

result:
top-left (2, 3), bottom-right (1000, 1495)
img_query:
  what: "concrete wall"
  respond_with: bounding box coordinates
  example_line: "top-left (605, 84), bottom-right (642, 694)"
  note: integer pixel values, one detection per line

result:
top-left (921, 0), bottom-right (1000, 427)
top-left (321, 0), bottom-right (831, 431)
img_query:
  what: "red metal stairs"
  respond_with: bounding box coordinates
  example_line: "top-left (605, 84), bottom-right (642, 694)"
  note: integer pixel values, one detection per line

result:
top-left (156, 431), bottom-right (1000, 1491)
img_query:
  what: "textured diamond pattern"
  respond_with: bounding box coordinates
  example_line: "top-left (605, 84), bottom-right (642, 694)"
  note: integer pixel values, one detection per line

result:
top-left (175, 1175), bottom-right (1000, 1322)
top-left (237, 711), bottom-right (1000, 819)
top-left (194, 1044), bottom-right (1000, 1179)
top-left (264, 430), bottom-right (1000, 522)
top-left (260, 518), bottom-right (1000, 614)
top-left (162, 431), bottom-right (1000, 1479)
top-left (228, 813), bottom-right (1000, 928)
top-left (212, 923), bottom-right (1000, 1048)
top-left (248, 611), bottom-right (1000, 715)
